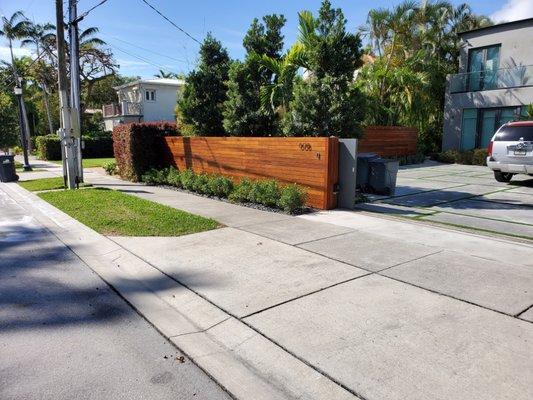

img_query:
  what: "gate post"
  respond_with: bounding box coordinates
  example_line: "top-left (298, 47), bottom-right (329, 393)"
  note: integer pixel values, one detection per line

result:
top-left (337, 139), bottom-right (358, 209)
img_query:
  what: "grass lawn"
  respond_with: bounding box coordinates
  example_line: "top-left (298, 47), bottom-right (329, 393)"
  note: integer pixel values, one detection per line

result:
top-left (38, 188), bottom-right (219, 236)
top-left (50, 157), bottom-right (115, 168)
top-left (18, 177), bottom-right (91, 192)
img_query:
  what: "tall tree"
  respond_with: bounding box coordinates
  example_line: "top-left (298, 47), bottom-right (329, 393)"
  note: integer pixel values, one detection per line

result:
top-left (178, 33), bottom-right (230, 135)
top-left (284, 0), bottom-right (365, 137)
top-left (21, 21), bottom-right (56, 135)
top-left (223, 14), bottom-right (286, 136)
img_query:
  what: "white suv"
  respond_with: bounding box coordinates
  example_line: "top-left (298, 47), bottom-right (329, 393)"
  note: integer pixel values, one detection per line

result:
top-left (487, 121), bottom-right (533, 182)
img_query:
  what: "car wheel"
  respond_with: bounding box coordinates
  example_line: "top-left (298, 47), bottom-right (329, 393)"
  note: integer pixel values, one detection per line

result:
top-left (494, 171), bottom-right (513, 182)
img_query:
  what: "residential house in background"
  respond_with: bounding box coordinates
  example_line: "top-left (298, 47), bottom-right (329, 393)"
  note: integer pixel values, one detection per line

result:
top-left (102, 78), bottom-right (184, 131)
top-left (443, 18), bottom-right (533, 151)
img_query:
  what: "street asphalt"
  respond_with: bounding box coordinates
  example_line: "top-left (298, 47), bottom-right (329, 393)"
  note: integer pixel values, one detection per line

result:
top-left (0, 186), bottom-right (231, 400)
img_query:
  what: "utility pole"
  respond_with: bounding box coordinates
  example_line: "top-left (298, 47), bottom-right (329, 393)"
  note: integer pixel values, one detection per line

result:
top-left (55, 0), bottom-right (79, 189)
top-left (68, 0), bottom-right (83, 182)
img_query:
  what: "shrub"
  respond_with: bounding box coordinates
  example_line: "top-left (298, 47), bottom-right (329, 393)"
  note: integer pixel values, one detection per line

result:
top-left (35, 135), bottom-right (62, 160)
top-left (433, 149), bottom-right (459, 164)
top-left (180, 169), bottom-right (197, 191)
top-left (103, 161), bottom-right (117, 175)
top-left (142, 168), bottom-right (169, 185)
top-left (398, 153), bottom-right (426, 166)
top-left (113, 121), bottom-right (179, 181)
top-left (455, 150), bottom-right (473, 165)
top-left (278, 184), bottom-right (306, 213)
top-left (192, 173), bottom-right (210, 194)
top-left (472, 149), bottom-right (488, 166)
top-left (248, 179), bottom-right (280, 207)
top-left (35, 134), bottom-right (114, 160)
top-left (228, 178), bottom-right (254, 203)
top-left (167, 167), bottom-right (182, 187)
top-left (206, 175), bottom-right (233, 198)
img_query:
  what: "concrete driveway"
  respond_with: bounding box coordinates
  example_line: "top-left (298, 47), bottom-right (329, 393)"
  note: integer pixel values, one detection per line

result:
top-left (358, 161), bottom-right (533, 240)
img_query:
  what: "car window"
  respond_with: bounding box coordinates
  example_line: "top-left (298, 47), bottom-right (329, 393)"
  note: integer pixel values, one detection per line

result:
top-left (494, 126), bottom-right (533, 141)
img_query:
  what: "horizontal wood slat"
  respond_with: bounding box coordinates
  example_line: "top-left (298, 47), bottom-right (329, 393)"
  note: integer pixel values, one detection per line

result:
top-left (359, 126), bottom-right (418, 157)
top-left (161, 136), bottom-right (339, 209)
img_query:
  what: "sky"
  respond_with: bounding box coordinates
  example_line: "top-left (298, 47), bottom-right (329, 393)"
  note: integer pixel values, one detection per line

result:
top-left (1, 0), bottom-right (532, 79)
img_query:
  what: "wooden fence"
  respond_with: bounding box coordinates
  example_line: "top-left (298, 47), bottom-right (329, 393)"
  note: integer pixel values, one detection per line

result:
top-left (161, 136), bottom-right (339, 209)
top-left (359, 126), bottom-right (418, 157)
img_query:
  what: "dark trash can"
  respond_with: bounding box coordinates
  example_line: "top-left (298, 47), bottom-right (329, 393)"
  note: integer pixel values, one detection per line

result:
top-left (369, 158), bottom-right (399, 195)
top-left (0, 155), bottom-right (19, 182)
top-left (356, 153), bottom-right (378, 190)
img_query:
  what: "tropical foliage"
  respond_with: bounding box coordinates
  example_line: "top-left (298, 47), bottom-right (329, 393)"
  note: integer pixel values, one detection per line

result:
top-left (177, 33), bottom-right (231, 135)
top-left (357, 0), bottom-right (492, 152)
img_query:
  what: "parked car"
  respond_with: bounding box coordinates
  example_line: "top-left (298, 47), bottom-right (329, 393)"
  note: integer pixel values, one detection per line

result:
top-left (487, 121), bottom-right (533, 182)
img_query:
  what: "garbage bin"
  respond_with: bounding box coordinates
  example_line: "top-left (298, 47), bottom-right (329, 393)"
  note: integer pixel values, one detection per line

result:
top-left (0, 155), bottom-right (19, 182)
top-left (369, 158), bottom-right (399, 195)
top-left (356, 153), bottom-right (378, 190)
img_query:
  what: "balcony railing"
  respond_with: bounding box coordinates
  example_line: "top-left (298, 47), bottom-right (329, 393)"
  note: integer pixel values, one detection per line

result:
top-left (102, 101), bottom-right (142, 117)
top-left (449, 65), bottom-right (533, 93)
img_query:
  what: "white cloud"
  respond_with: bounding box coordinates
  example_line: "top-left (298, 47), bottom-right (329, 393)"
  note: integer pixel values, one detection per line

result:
top-left (490, 0), bottom-right (533, 23)
top-left (0, 46), bottom-right (33, 62)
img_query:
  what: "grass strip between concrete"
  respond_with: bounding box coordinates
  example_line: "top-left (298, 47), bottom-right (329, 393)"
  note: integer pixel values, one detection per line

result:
top-left (38, 187), bottom-right (220, 236)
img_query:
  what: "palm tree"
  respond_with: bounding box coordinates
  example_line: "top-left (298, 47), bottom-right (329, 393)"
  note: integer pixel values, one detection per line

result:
top-left (256, 43), bottom-right (305, 117)
top-left (154, 69), bottom-right (177, 79)
top-left (21, 21), bottom-right (56, 134)
top-left (0, 11), bottom-right (32, 149)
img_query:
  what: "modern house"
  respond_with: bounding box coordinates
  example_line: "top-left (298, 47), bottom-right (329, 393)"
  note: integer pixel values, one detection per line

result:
top-left (443, 18), bottom-right (533, 151)
top-left (102, 78), bottom-right (184, 131)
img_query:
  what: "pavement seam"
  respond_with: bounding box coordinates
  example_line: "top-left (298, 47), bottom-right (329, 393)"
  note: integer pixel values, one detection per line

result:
top-left (515, 303), bottom-right (533, 318)
top-left (168, 317), bottom-right (232, 338)
top-left (375, 273), bottom-right (533, 323)
top-left (372, 249), bottom-right (445, 273)
top-left (289, 230), bottom-right (356, 246)
top-left (239, 272), bottom-right (374, 319)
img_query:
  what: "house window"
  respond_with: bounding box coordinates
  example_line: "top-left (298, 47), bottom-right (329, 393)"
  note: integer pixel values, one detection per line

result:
top-left (460, 106), bottom-right (522, 150)
top-left (145, 89), bottom-right (156, 102)
top-left (467, 44), bottom-right (500, 91)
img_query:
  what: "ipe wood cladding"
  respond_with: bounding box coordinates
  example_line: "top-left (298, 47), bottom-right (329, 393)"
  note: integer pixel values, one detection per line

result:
top-left (359, 126), bottom-right (418, 157)
top-left (161, 136), bottom-right (339, 209)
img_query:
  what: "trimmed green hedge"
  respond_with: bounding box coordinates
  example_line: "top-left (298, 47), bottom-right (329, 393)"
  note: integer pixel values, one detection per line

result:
top-left (112, 122), bottom-right (179, 181)
top-left (432, 148), bottom-right (488, 166)
top-left (142, 167), bottom-right (307, 214)
top-left (35, 134), bottom-right (114, 160)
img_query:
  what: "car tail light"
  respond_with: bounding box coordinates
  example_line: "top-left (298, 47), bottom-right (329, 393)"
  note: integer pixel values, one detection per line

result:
top-left (487, 141), bottom-right (494, 156)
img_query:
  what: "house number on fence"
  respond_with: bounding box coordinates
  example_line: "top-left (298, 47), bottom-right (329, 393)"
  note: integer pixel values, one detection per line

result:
top-left (299, 143), bottom-right (312, 151)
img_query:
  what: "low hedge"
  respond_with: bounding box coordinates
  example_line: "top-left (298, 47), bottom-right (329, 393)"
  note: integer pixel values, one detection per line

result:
top-left (35, 134), bottom-right (114, 160)
top-left (112, 121), bottom-right (179, 181)
top-left (432, 148), bottom-right (488, 166)
top-left (142, 167), bottom-right (307, 213)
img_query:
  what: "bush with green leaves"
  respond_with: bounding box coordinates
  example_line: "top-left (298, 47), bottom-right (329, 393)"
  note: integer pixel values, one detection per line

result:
top-left (472, 149), bottom-right (488, 166)
top-left (278, 184), bottom-right (306, 213)
top-left (140, 168), bottom-right (306, 213)
top-left (103, 161), bottom-right (117, 175)
top-left (432, 148), bottom-right (487, 166)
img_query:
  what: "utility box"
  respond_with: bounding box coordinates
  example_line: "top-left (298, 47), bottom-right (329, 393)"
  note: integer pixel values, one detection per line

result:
top-left (0, 155), bottom-right (19, 182)
top-left (369, 158), bottom-right (399, 195)
top-left (356, 153), bottom-right (378, 191)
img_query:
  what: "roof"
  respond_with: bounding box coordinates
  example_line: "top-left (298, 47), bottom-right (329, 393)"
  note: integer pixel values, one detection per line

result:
top-left (506, 120), bottom-right (533, 127)
top-left (459, 17), bottom-right (533, 36)
top-left (114, 78), bottom-right (185, 90)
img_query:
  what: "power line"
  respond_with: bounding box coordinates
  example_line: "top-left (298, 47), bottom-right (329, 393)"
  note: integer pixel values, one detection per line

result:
top-left (139, 0), bottom-right (201, 45)
top-left (109, 42), bottom-right (177, 73)
top-left (75, 0), bottom-right (109, 22)
top-left (102, 34), bottom-right (187, 64)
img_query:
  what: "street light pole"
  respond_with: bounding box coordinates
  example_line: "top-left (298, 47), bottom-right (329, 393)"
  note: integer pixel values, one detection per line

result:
top-left (13, 81), bottom-right (32, 171)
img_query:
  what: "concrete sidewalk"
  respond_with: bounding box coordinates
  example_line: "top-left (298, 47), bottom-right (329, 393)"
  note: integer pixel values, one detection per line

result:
top-left (8, 165), bottom-right (533, 400)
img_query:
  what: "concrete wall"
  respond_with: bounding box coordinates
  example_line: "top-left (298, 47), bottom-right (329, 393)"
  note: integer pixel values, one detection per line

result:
top-left (443, 19), bottom-right (533, 150)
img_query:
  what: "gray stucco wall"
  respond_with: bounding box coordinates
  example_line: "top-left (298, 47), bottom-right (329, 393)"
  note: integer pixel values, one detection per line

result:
top-left (443, 19), bottom-right (533, 150)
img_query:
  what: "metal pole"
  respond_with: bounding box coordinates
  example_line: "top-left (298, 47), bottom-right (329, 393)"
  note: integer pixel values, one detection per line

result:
top-left (55, 0), bottom-right (78, 189)
top-left (69, 0), bottom-right (83, 181)
top-left (13, 84), bottom-right (31, 171)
